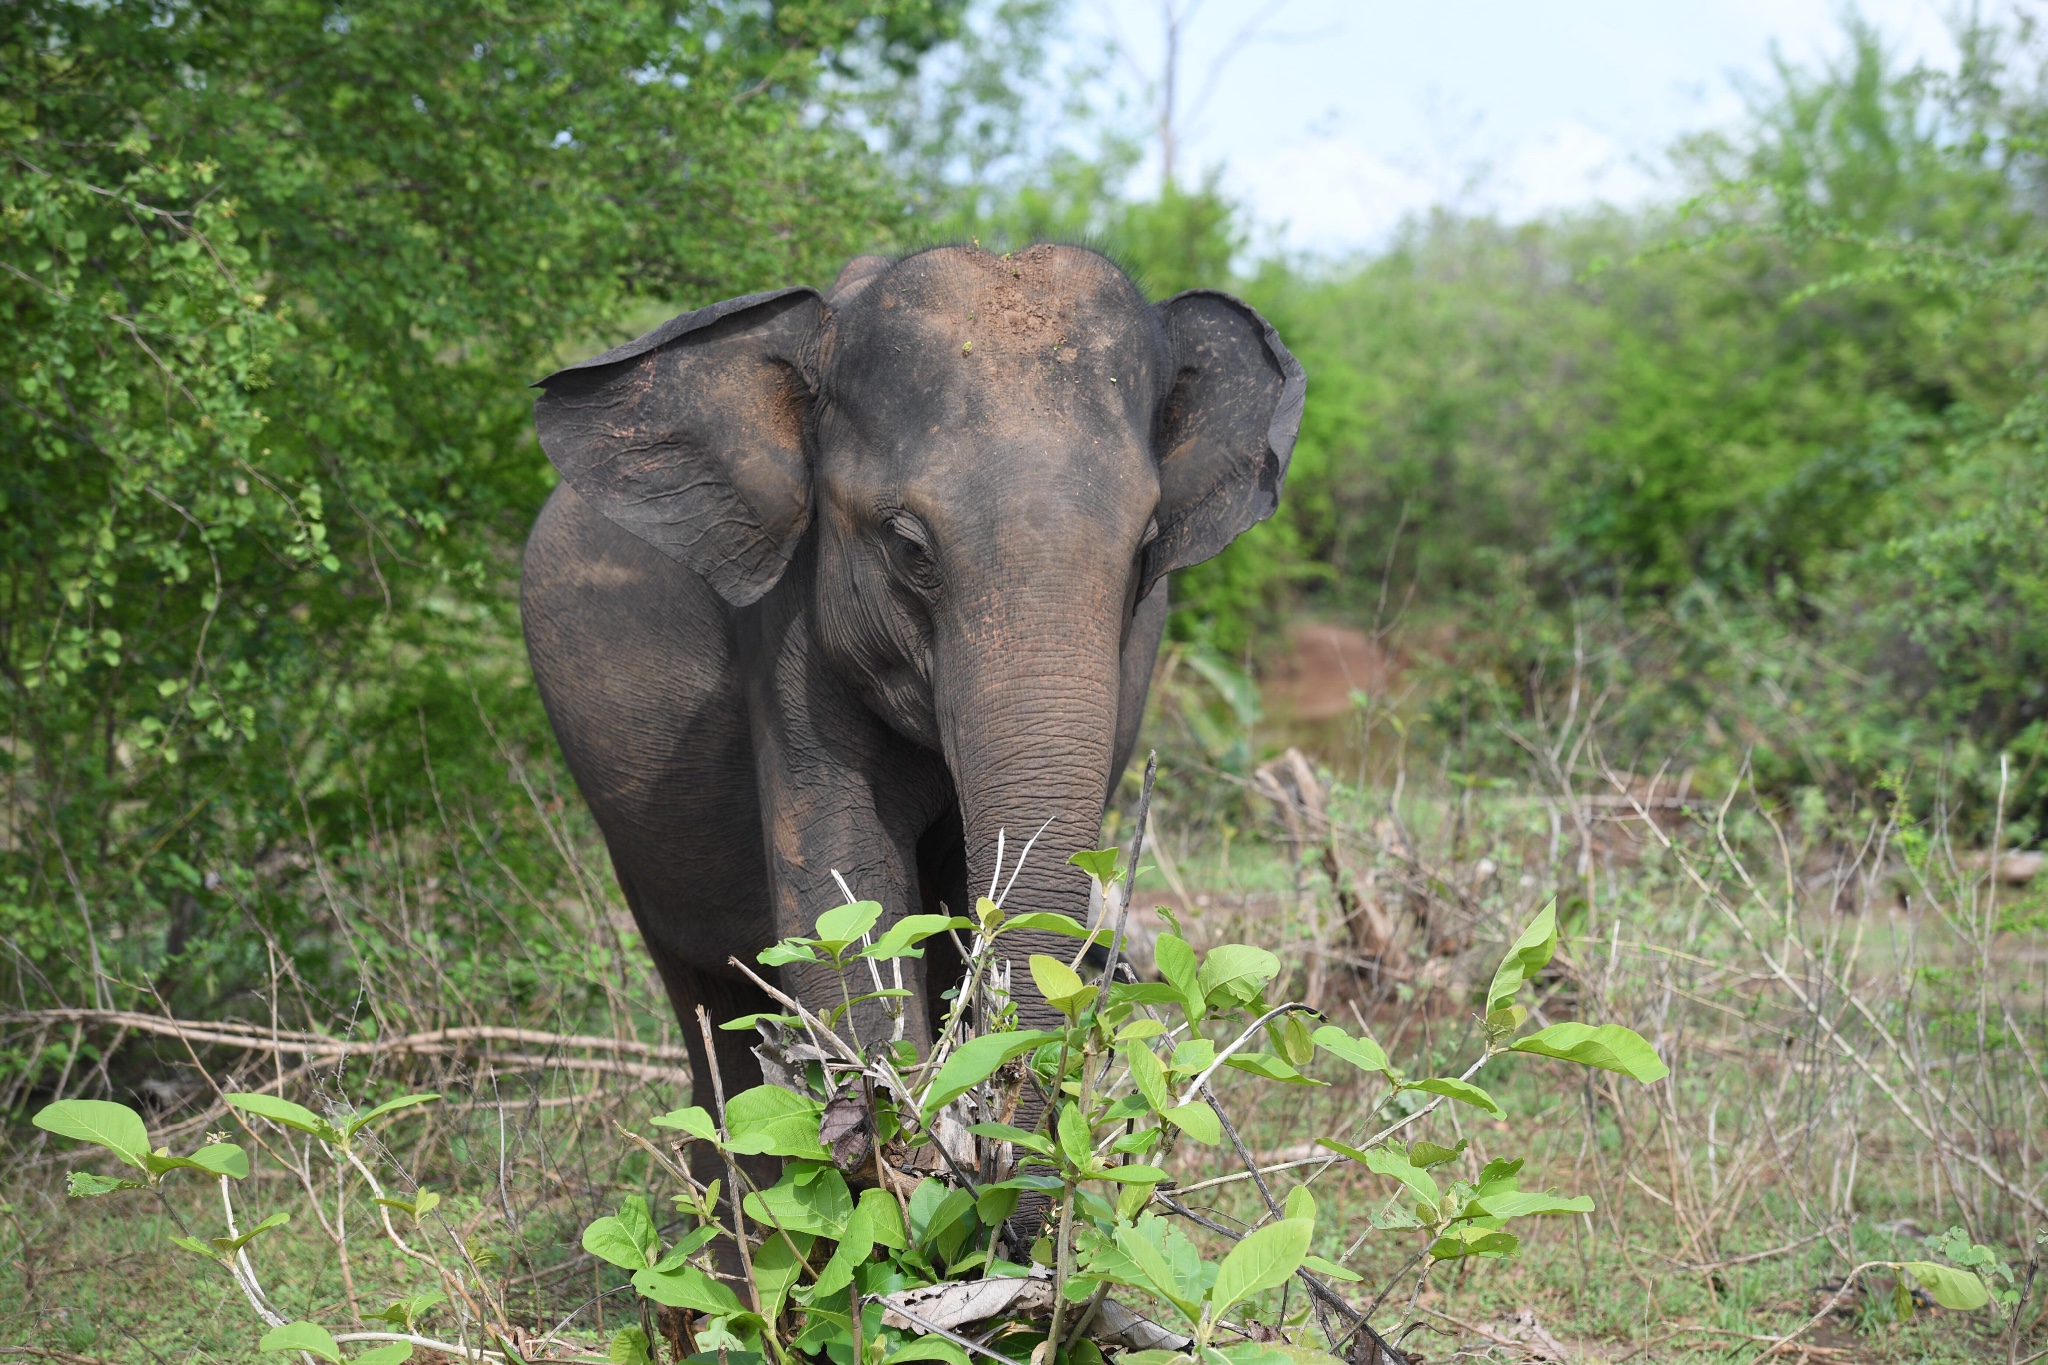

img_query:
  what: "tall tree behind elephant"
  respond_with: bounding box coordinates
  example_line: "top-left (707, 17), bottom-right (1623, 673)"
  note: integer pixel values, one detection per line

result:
top-left (520, 244), bottom-right (1303, 1122)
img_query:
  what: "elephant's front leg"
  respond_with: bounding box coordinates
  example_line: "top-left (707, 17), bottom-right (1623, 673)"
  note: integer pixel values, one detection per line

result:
top-left (744, 596), bottom-right (953, 1056)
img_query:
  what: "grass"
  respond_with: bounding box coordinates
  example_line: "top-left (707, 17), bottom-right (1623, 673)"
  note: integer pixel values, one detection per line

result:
top-left (3, 716), bottom-right (2044, 1365)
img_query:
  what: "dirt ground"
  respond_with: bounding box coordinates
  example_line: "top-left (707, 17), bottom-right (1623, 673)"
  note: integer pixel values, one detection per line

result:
top-left (1261, 621), bottom-right (1398, 723)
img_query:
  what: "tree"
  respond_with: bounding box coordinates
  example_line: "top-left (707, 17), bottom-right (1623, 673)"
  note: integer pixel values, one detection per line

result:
top-left (0, 0), bottom-right (962, 1012)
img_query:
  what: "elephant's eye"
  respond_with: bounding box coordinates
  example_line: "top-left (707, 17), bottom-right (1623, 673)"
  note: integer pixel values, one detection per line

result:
top-left (887, 514), bottom-right (940, 591)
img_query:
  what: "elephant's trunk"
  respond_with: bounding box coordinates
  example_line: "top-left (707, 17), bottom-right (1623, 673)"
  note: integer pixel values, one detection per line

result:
top-left (936, 575), bottom-right (1128, 1035)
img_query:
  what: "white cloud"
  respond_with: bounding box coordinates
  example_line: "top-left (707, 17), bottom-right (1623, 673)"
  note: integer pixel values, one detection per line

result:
top-left (1230, 134), bottom-right (1440, 255)
top-left (1228, 115), bottom-right (1666, 255)
top-left (1087, 0), bottom-right (1971, 257)
top-left (1490, 118), bottom-right (1664, 221)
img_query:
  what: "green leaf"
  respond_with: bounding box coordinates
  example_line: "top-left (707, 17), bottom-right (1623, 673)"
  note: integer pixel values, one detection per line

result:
top-left (1124, 1041), bottom-right (1173, 1112)
top-left (1362, 1145), bottom-right (1442, 1212)
top-left (1116, 1220), bottom-right (1200, 1322)
top-left (649, 1105), bottom-right (719, 1143)
top-left (1486, 1005), bottom-right (1529, 1036)
top-left (352, 1345), bottom-right (413, 1365)
top-left (146, 1142), bottom-right (255, 1180)
top-left (966, 1121), bottom-right (1055, 1157)
top-left (810, 1201), bottom-right (873, 1298)
top-left (814, 900), bottom-right (884, 952)
top-left (723, 1086), bottom-right (827, 1159)
top-left (140, 1151), bottom-right (209, 1177)
top-left (1404, 1077), bottom-right (1503, 1116)
top-left (1486, 901), bottom-right (1557, 1016)
top-left (1101, 1093), bottom-right (1152, 1123)
top-left (633, 1261), bottom-right (746, 1314)
top-left (1311, 1025), bottom-right (1396, 1079)
top-left (619, 1194), bottom-right (659, 1263)
top-left (1284, 1186), bottom-right (1316, 1223)
top-left (1210, 1217), bottom-right (1312, 1314)
top-left (1217, 1345), bottom-right (1348, 1365)
top-left (1056, 1102), bottom-right (1094, 1169)
top-left (1429, 1226), bottom-right (1519, 1260)
top-left (864, 914), bottom-right (972, 960)
top-left (1225, 1052), bottom-right (1324, 1086)
top-left (915, 1185), bottom-right (977, 1251)
top-left (1509, 1023), bottom-right (1670, 1083)
top-left (1162, 1101), bottom-right (1221, 1145)
top-left (1029, 953), bottom-right (1089, 1014)
top-left (828, 984), bottom-right (916, 1015)
top-left (1096, 1164), bottom-right (1168, 1183)
top-left (67, 1171), bottom-right (146, 1197)
top-left (1113, 1127), bottom-right (1163, 1157)
top-left (719, 1012), bottom-right (802, 1032)
top-left (1407, 1139), bottom-right (1465, 1170)
top-left (185, 1143), bottom-right (252, 1178)
top-left (650, 1225), bottom-right (719, 1272)
top-left (752, 1229), bottom-right (814, 1324)
top-left (1900, 1261), bottom-right (1991, 1310)
top-left (386, 1290), bottom-right (445, 1328)
top-left (758, 941), bottom-right (819, 966)
top-left (884, 1339), bottom-right (972, 1365)
top-left (995, 911), bottom-right (1105, 940)
top-left (744, 1162), bottom-right (852, 1236)
top-left (342, 1093), bottom-right (439, 1139)
top-left (1467, 1191), bottom-right (1593, 1219)
top-left (260, 1322), bottom-right (342, 1363)
top-left (1302, 1253), bottom-right (1361, 1282)
top-left (1315, 1136), bottom-right (1373, 1164)
top-left (608, 1328), bottom-right (653, 1365)
top-left (908, 1177), bottom-right (952, 1239)
top-left (1154, 933), bottom-right (1202, 1021)
top-left (582, 1214), bottom-right (652, 1271)
top-left (1068, 848), bottom-right (1125, 884)
top-left (976, 1184), bottom-right (1021, 1226)
top-left (1076, 1223), bottom-right (1150, 1290)
top-left (1197, 944), bottom-right (1280, 1007)
top-left (171, 1234), bottom-right (220, 1259)
top-left (214, 1210), bottom-right (291, 1254)
top-left (692, 1312), bottom-right (764, 1356)
top-left (226, 1093), bottom-right (343, 1145)
top-left (34, 1100), bottom-right (151, 1169)
top-left (858, 1186), bottom-right (907, 1249)
top-left (1171, 1038), bottom-right (1216, 1075)
top-left (921, 1029), bottom-right (1062, 1117)
top-left (1270, 1013), bottom-right (1316, 1066)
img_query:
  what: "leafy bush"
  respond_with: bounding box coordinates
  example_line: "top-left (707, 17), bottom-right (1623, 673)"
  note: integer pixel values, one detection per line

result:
top-left (1188, 17), bottom-right (2048, 837)
top-left (0, 0), bottom-right (965, 1020)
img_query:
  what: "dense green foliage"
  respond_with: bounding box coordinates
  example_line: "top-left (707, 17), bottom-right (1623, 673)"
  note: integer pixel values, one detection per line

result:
top-left (0, 0), bottom-right (962, 1018)
top-left (1189, 22), bottom-right (2048, 832)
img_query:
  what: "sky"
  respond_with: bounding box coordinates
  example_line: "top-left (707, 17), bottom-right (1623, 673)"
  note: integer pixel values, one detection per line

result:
top-left (1076, 0), bottom-right (1969, 256)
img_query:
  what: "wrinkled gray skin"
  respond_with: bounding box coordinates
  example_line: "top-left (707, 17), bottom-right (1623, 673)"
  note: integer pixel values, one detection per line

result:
top-left (521, 245), bottom-right (1302, 1127)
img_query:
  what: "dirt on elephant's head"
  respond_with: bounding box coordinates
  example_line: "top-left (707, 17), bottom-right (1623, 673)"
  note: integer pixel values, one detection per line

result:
top-left (843, 244), bottom-right (1150, 359)
top-left (973, 242), bottom-right (1064, 342)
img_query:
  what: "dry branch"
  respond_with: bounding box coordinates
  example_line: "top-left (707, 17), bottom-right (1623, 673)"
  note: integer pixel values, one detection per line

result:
top-left (0, 1009), bottom-right (690, 1082)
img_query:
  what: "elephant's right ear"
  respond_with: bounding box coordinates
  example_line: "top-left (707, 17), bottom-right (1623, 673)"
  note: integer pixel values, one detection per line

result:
top-left (533, 288), bottom-right (823, 607)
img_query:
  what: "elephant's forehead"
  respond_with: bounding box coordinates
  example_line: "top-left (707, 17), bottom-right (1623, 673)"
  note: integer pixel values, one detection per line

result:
top-left (824, 246), bottom-right (1160, 440)
top-left (833, 247), bottom-right (1158, 369)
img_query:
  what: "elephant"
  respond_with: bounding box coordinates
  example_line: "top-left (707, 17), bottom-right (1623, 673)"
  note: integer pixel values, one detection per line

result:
top-left (519, 243), bottom-right (1303, 1123)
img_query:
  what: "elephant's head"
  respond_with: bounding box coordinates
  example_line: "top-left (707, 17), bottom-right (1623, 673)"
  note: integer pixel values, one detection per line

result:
top-left (532, 244), bottom-right (1302, 1028)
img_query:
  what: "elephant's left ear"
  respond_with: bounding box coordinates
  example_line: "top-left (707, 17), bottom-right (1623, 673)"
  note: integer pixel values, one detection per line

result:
top-left (1146, 289), bottom-right (1306, 591)
top-left (533, 287), bottom-right (823, 608)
